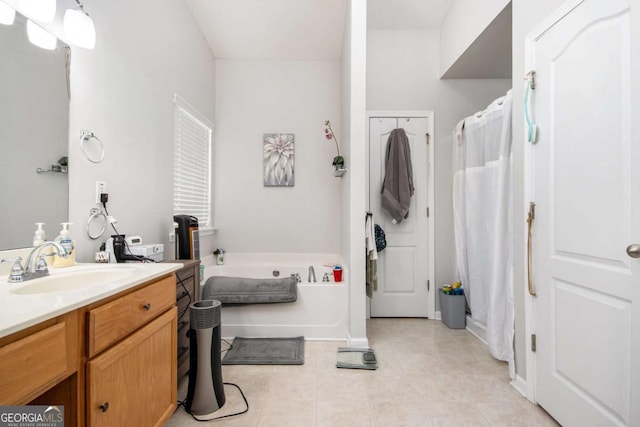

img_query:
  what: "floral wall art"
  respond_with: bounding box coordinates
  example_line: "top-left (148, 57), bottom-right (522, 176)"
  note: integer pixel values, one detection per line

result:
top-left (263, 133), bottom-right (295, 187)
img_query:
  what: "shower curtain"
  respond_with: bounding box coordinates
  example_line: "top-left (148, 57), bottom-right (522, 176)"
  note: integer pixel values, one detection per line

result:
top-left (453, 90), bottom-right (514, 378)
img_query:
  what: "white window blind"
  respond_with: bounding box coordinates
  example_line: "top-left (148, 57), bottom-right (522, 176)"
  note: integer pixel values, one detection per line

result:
top-left (173, 94), bottom-right (213, 228)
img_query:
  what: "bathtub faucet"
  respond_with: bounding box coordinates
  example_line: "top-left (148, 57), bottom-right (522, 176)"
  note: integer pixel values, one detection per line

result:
top-left (291, 273), bottom-right (302, 283)
top-left (308, 266), bottom-right (316, 283)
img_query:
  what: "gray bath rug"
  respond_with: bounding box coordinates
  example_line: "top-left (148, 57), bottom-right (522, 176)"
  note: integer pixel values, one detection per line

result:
top-left (222, 336), bottom-right (305, 365)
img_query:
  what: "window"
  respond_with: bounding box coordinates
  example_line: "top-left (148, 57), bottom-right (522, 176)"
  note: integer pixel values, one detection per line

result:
top-left (173, 94), bottom-right (213, 229)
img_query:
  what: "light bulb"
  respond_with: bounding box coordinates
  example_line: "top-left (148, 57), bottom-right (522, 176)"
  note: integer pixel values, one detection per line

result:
top-left (0, 2), bottom-right (16, 25)
top-left (20, 0), bottom-right (56, 23)
top-left (26, 19), bottom-right (56, 50)
top-left (63, 8), bottom-right (95, 49)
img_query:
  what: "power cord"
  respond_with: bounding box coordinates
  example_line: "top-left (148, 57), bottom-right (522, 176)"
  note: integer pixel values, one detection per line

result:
top-left (180, 383), bottom-right (249, 422)
top-left (101, 201), bottom-right (156, 263)
top-left (176, 274), bottom-right (192, 324)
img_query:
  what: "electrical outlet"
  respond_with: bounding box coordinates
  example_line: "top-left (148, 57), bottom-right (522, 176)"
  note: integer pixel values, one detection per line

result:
top-left (95, 181), bottom-right (107, 204)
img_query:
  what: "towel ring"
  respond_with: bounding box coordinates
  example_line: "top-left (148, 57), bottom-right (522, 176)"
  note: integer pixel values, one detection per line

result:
top-left (80, 129), bottom-right (105, 163)
top-left (87, 208), bottom-right (107, 239)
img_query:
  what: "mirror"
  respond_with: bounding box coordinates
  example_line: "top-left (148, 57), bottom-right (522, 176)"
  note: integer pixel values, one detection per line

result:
top-left (0, 12), bottom-right (70, 250)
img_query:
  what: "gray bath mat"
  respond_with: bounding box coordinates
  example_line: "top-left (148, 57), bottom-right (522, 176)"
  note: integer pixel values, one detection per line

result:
top-left (222, 337), bottom-right (305, 365)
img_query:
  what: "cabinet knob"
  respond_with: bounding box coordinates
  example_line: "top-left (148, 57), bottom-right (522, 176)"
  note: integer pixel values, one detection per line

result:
top-left (143, 303), bottom-right (151, 311)
top-left (99, 402), bottom-right (109, 412)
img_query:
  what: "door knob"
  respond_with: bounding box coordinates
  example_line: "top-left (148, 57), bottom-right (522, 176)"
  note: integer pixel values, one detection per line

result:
top-left (627, 244), bottom-right (640, 259)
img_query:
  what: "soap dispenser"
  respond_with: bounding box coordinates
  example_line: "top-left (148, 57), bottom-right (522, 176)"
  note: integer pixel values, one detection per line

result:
top-left (53, 222), bottom-right (75, 268)
top-left (33, 223), bottom-right (46, 246)
top-left (33, 222), bottom-right (53, 266)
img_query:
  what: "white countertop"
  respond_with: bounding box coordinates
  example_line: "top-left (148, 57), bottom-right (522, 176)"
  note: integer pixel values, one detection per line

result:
top-left (0, 262), bottom-right (183, 339)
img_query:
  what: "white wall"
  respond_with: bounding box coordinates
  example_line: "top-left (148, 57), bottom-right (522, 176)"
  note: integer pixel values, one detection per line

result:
top-left (341, 0), bottom-right (368, 347)
top-left (511, 0), bottom-right (568, 383)
top-left (366, 29), bottom-right (512, 305)
top-left (65, 0), bottom-right (216, 261)
top-left (439, 0), bottom-right (510, 77)
top-left (213, 59), bottom-right (342, 254)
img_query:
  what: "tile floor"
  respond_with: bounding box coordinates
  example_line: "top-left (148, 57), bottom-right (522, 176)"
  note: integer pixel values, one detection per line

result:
top-left (167, 318), bottom-right (559, 426)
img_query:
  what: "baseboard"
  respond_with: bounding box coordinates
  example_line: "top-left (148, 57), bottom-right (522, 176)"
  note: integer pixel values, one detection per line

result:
top-left (510, 374), bottom-right (528, 398)
top-left (465, 315), bottom-right (488, 344)
top-left (347, 333), bottom-right (369, 349)
top-left (434, 310), bottom-right (441, 320)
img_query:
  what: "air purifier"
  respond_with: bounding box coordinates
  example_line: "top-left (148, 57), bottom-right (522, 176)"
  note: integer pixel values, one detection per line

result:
top-left (185, 300), bottom-right (226, 415)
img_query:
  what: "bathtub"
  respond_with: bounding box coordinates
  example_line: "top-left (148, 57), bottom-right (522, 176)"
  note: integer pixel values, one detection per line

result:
top-left (200, 254), bottom-right (347, 340)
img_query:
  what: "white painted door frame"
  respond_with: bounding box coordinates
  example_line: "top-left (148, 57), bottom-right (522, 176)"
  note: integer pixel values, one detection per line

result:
top-left (366, 110), bottom-right (436, 319)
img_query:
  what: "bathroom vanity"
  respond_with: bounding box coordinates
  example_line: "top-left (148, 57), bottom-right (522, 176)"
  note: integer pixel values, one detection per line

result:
top-left (0, 263), bottom-right (182, 426)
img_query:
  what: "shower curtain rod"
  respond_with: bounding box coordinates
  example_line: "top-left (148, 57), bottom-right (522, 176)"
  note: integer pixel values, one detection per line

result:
top-left (454, 93), bottom-right (509, 131)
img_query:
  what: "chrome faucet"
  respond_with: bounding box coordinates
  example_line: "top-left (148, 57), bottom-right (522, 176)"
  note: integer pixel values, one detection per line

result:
top-left (1, 241), bottom-right (68, 283)
top-left (308, 266), bottom-right (316, 283)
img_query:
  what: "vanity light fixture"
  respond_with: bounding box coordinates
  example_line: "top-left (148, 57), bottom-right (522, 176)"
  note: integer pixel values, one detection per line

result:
top-left (19, 0), bottom-right (55, 23)
top-left (0, 2), bottom-right (16, 25)
top-left (26, 18), bottom-right (56, 50)
top-left (63, 0), bottom-right (95, 49)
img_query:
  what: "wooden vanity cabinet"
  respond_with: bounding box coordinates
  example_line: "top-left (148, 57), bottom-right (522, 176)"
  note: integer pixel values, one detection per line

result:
top-left (85, 275), bottom-right (177, 427)
top-left (0, 272), bottom-right (178, 427)
top-left (86, 308), bottom-right (176, 427)
top-left (164, 259), bottom-right (200, 381)
top-left (0, 311), bottom-right (80, 406)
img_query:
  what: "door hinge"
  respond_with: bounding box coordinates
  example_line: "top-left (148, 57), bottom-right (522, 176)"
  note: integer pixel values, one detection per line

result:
top-left (531, 334), bottom-right (537, 352)
top-left (426, 207), bottom-right (430, 218)
top-left (427, 280), bottom-right (430, 291)
top-left (529, 202), bottom-right (536, 220)
top-left (525, 70), bottom-right (536, 90)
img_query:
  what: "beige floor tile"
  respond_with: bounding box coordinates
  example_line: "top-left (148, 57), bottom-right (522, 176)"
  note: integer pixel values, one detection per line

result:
top-left (268, 372), bottom-right (317, 401)
top-left (461, 375), bottom-right (523, 402)
top-left (318, 401), bottom-right (374, 427)
top-left (317, 373), bottom-right (368, 401)
top-left (365, 373), bottom-right (423, 403)
top-left (421, 401), bottom-right (490, 427)
top-left (475, 401), bottom-right (561, 427)
top-left (412, 374), bottom-right (470, 402)
top-left (168, 319), bottom-right (557, 427)
top-left (258, 399), bottom-right (317, 427)
top-left (371, 401), bottom-right (433, 427)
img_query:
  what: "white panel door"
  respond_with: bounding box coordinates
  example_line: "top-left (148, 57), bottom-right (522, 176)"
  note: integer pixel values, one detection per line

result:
top-left (530, 0), bottom-right (639, 425)
top-left (369, 117), bottom-right (431, 317)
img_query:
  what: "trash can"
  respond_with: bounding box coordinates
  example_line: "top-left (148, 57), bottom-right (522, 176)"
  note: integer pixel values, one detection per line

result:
top-left (439, 289), bottom-right (466, 329)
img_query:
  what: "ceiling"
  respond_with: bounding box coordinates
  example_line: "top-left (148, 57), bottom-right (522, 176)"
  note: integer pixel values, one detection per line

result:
top-left (186, 0), bottom-right (455, 60)
top-left (185, 1), bottom-right (510, 78)
top-left (185, 0), bottom-right (348, 60)
top-left (367, 0), bottom-right (454, 30)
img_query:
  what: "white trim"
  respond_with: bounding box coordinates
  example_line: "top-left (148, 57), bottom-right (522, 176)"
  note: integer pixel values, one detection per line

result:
top-left (347, 332), bottom-right (369, 349)
top-left (521, 0), bottom-right (586, 405)
top-left (173, 93), bottom-right (214, 130)
top-left (465, 315), bottom-right (487, 344)
top-left (366, 110), bottom-right (436, 319)
top-left (510, 375), bottom-right (528, 399)
top-left (434, 310), bottom-right (441, 321)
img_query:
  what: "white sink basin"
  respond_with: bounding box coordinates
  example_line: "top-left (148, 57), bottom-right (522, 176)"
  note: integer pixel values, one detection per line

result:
top-left (11, 268), bottom-right (138, 295)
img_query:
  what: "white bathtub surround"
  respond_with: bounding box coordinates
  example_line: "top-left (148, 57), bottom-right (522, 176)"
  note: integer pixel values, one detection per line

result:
top-left (201, 254), bottom-right (348, 341)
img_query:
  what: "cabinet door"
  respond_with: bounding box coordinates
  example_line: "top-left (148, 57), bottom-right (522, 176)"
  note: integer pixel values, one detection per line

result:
top-left (87, 308), bottom-right (177, 427)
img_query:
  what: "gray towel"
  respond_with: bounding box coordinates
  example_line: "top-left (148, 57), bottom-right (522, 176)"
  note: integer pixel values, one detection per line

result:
top-left (202, 276), bottom-right (297, 305)
top-left (381, 128), bottom-right (414, 222)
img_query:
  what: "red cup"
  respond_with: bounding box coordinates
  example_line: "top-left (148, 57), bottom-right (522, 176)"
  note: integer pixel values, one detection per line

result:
top-left (333, 267), bottom-right (343, 282)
